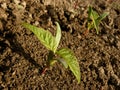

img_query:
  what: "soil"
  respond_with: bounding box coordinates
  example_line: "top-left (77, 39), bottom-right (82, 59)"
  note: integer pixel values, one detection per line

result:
top-left (0, 0), bottom-right (120, 90)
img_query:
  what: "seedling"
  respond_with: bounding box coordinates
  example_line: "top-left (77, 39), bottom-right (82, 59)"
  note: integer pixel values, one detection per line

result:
top-left (22, 22), bottom-right (80, 83)
top-left (87, 6), bottom-right (109, 34)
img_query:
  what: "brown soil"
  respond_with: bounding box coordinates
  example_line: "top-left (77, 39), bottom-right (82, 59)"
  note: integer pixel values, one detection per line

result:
top-left (0, 0), bottom-right (120, 90)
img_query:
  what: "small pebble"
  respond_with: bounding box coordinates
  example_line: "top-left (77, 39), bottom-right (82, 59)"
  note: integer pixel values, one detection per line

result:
top-left (117, 41), bottom-right (120, 48)
top-left (1, 3), bottom-right (7, 9)
top-left (0, 21), bottom-right (3, 30)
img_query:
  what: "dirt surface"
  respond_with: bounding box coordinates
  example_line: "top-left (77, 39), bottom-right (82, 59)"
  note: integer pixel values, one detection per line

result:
top-left (0, 0), bottom-right (120, 90)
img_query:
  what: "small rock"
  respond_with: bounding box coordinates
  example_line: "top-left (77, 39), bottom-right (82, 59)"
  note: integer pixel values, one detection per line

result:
top-left (0, 20), bottom-right (3, 30)
top-left (14, 0), bottom-right (20, 5)
top-left (77, 33), bottom-right (82, 39)
top-left (0, 8), bottom-right (8, 20)
top-left (0, 72), bottom-right (3, 83)
top-left (1, 3), bottom-right (7, 9)
top-left (21, 1), bottom-right (26, 8)
top-left (111, 73), bottom-right (120, 86)
top-left (34, 68), bottom-right (39, 73)
top-left (116, 41), bottom-right (120, 48)
top-left (102, 35), bottom-right (108, 42)
top-left (34, 21), bottom-right (39, 26)
top-left (17, 1), bottom-right (26, 10)
top-left (98, 67), bottom-right (106, 79)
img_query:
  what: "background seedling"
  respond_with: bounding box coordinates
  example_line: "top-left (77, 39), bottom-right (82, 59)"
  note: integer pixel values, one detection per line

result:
top-left (87, 6), bottom-right (109, 34)
top-left (22, 22), bottom-right (80, 83)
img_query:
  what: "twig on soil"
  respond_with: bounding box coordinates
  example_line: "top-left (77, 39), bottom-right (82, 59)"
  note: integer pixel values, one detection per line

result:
top-left (41, 66), bottom-right (49, 75)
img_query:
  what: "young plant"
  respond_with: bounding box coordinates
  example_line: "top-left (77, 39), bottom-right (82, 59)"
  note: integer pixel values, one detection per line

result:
top-left (22, 22), bottom-right (80, 83)
top-left (87, 6), bottom-right (109, 34)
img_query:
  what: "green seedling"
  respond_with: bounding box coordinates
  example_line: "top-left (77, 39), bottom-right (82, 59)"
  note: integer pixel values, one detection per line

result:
top-left (87, 6), bottom-right (109, 34)
top-left (22, 22), bottom-right (80, 83)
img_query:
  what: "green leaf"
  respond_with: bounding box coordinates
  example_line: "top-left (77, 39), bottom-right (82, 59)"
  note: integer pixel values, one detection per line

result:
top-left (88, 6), bottom-right (92, 21)
top-left (58, 58), bottom-right (68, 68)
top-left (97, 12), bottom-right (109, 22)
top-left (22, 23), bottom-right (57, 52)
top-left (91, 10), bottom-right (99, 20)
top-left (88, 6), bottom-right (99, 33)
top-left (56, 48), bottom-right (80, 83)
top-left (90, 10), bottom-right (99, 34)
top-left (49, 59), bottom-right (57, 66)
top-left (94, 20), bottom-right (99, 34)
top-left (88, 6), bottom-right (109, 34)
top-left (55, 22), bottom-right (61, 51)
top-left (88, 6), bottom-right (99, 20)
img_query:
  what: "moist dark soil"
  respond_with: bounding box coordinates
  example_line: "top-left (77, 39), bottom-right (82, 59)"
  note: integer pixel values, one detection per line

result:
top-left (0, 0), bottom-right (120, 90)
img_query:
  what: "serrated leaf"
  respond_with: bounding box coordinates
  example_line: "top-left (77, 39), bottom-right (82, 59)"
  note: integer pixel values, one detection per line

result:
top-left (55, 22), bottom-right (61, 51)
top-left (56, 48), bottom-right (80, 83)
top-left (22, 23), bottom-right (57, 52)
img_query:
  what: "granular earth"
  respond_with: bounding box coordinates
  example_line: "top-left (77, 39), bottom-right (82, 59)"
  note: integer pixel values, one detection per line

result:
top-left (0, 0), bottom-right (120, 90)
